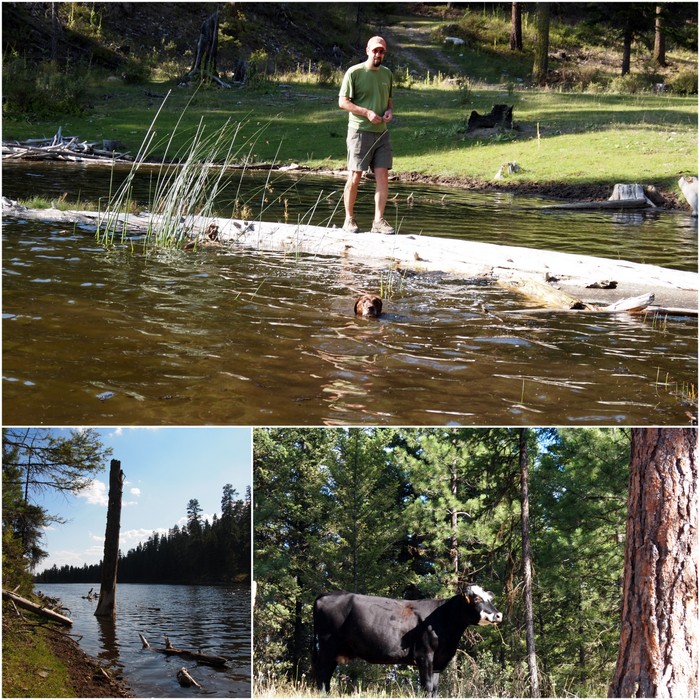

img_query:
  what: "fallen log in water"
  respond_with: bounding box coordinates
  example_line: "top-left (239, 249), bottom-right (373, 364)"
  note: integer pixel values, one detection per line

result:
top-left (139, 633), bottom-right (228, 667)
top-left (3, 589), bottom-right (73, 626)
top-left (498, 274), bottom-right (662, 314)
top-left (2, 200), bottom-right (696, 313)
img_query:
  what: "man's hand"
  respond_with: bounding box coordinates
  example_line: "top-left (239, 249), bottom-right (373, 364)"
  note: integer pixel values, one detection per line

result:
top-left (382, 109), bottom-right (393, 123)
top-left (366, 110), bottom-right (383, 124)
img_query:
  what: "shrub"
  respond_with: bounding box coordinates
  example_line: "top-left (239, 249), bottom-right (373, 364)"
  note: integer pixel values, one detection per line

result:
top-left (2, 56), bottom-right (89, 118)
top-left (669, 68), bottom-right (698, 95)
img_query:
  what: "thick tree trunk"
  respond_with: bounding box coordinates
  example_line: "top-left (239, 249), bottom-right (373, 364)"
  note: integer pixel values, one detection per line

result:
top-left (94, 460), bottom-right (124, 618)
top-left (510, 2), bottom-right (523, 51)
top-left (520, 429), bottom-right (540, 698)
top-left (653, 5), bottom-right (667, 67)
top-left (532, 3), bottom-right (550, 85)
top-left (609, 428), bottom-right (698, 698)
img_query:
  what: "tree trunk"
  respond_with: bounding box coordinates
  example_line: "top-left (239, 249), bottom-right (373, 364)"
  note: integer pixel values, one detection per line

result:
top-left (450, 460), bottom-right (459, 576)
top-left (520, 429), bottom-right (540, 698)
top-left (653, 5), bottom-right (667, 67)
top-left (621, 22), bottom-right (633, 76)
top-left (94, 460), bottom-right (124, 618)
top-left (608, 428), bottom-right (698, 698)
top-left (532, 3), bottom-right (550, 85)
top-left (510, 2), bottom-right (523, 51)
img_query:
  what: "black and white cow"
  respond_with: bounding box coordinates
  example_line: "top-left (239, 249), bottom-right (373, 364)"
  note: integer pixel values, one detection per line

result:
top-left (312, 585), bottom-right (503, 696)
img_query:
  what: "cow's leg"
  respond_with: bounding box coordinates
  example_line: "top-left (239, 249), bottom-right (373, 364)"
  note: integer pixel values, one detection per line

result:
top-left (429, 672), bottom-right (440, 697)
top-left (416, 655), bottom-right (436, 696)
top-left (313, 644), bottom-right (337, 693)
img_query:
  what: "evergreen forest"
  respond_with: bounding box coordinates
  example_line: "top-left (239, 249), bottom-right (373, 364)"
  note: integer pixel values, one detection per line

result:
top-left (254, 427), bottom-right (631, 698)
top-left (36, 484), bottom-right (251, 586)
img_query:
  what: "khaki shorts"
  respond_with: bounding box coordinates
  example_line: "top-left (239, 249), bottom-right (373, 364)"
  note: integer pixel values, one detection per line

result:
top-left (346, 129), bottom-right (393, 172)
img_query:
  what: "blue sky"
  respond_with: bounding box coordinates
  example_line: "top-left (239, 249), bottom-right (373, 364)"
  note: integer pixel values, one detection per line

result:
top-left (36, 427), bottom-right (251, 572)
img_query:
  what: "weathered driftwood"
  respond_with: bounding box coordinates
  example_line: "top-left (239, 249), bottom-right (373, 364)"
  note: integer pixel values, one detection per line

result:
top-left (177, 667), bottom-right (202, 688)
top-left (139, 633), bottom-right (228, 667)
top-left (543, 183), bottom-right (658, 210)
top-left (2, 129), bottom-right (131, 162)
top-left (3, 589), bottom-right (73, 626)
top-left (499, 274), bottom-right (658, 313)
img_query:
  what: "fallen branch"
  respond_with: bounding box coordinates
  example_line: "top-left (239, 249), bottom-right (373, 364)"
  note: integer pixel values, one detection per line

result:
top-left (3, 589), bottom-right (72, 626)
top-left (139, 633), bottom-right (227, 667)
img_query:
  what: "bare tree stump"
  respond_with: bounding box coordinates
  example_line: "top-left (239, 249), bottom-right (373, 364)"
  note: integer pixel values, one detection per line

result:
top-left (467, 104), bottom-right (513, 131)
top-left (180, 12), bottom-right (230, 87)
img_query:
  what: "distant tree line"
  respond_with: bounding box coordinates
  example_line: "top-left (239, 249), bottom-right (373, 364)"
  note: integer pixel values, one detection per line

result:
top-left (36, 484), bottom-right (251, 585)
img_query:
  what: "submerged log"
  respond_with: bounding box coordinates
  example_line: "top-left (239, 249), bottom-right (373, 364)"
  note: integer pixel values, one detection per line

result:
top-left (139, 633), bottom-right (228, 667)
top-left (3, 589), bottom-right (72, 626)
top-left (499, 274), bottom-right (657, 313)
top-left (177, 667), bottom-right (202, 688)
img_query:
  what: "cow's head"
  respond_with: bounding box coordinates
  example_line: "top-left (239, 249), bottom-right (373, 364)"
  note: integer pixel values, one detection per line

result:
top-left (464, 585), bottom-right (503, 626)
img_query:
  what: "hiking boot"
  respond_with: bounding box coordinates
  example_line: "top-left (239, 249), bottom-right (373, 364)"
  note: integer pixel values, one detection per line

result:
top-left (343, 217), bottom-right (360, 233)
top-left (371, 218), bottom-right (395, 234)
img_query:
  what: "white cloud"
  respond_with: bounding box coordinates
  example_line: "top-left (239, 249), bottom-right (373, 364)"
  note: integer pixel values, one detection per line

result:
top-left (130, 487), bottom-right (141, 496)
top-left (78, 480), bottom-right (109, 506)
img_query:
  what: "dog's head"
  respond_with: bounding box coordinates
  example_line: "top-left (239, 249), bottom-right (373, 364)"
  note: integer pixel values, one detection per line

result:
top-left (354, 295), bottom-right (383, 318)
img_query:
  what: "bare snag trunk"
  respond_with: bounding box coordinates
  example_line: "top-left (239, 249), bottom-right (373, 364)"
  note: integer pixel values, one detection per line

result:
top-left (95, 460), bottom-right (124, 618)
top-left (609, 428), bottom-right (698, 698)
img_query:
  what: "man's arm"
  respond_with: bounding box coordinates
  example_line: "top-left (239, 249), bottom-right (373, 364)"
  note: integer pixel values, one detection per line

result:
top-left (338, 95), bottom-right (384, 124)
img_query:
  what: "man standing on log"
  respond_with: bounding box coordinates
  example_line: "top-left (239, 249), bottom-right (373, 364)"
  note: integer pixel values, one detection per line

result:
top-left (338, 36), bottom-right (395, 235)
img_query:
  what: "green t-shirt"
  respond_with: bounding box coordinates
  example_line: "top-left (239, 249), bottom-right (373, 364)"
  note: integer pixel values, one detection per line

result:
top-left (339, 63), bottom-right (393, 133)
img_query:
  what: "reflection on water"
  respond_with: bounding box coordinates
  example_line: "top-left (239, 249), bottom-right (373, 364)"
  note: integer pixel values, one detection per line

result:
top-left (36, 583), bottom-right (251, 698)
top-left (3, 218), bottom-right (696, 426)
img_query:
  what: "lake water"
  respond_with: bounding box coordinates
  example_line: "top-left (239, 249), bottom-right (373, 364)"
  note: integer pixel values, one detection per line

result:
top-left (2, 163), bottom-right (697, 425)
top-left (35, 583), bottom-right (251, 698)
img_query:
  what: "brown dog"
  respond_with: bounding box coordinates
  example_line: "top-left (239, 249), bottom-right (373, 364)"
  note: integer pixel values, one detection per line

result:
top-left (354, 294), bottom-right (383, 318)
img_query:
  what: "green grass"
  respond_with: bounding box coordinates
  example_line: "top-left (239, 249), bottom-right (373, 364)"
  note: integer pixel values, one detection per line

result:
top-left (2, 614), bottom-right (76, 698)
top-left (2, 76), bottom-right (696, 197)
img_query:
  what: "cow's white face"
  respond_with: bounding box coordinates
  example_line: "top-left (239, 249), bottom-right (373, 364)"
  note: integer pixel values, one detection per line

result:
top-left (467, 585), bottom-right (503, 626)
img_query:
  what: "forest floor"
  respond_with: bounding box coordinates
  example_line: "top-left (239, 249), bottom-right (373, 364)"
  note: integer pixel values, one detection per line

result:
top-left (2, 609), bottom-right (132, 698)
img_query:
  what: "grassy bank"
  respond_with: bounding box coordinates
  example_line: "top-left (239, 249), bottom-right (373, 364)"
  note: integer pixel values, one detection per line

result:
top-left (3, 78), bottom-right (696, 203)
top-left (2, 604), bottom-right (131, 698)
top-left (3, 611), bottom-right (76, 697)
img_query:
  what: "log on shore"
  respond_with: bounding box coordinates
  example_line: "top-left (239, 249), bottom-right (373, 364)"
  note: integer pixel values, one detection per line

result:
top-left (139, 633), bottom-right (228, 667)
top-left (3, 589), bottom-right (73, 626)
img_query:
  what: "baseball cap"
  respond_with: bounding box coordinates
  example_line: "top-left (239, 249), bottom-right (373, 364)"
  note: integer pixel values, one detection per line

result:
top-left (367, 36), bottom-right (387, 51)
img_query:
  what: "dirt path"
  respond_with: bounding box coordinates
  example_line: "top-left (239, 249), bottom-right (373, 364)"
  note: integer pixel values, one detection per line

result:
top-left (383, 16), bottom-right (464, 77)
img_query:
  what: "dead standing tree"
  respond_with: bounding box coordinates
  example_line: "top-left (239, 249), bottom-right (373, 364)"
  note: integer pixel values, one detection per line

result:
top-left (180, 11), bottom-right (230, 87)
top-left (95, 460), bottom-right (124, 618)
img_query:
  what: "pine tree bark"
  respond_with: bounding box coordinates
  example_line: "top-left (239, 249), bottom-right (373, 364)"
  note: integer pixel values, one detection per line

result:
top-left (653, 5), bottom-right (667, 67)
top-left (609, 428), bottom-right (698, 698)
top-left (532, 3), bottom-right (550, 85)
top-left (510, 2), bottom-right (523, 51)
top-left (94, 460), bottom-right (124, 618)
top-left (520, 429), bottom-right (540, 698)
